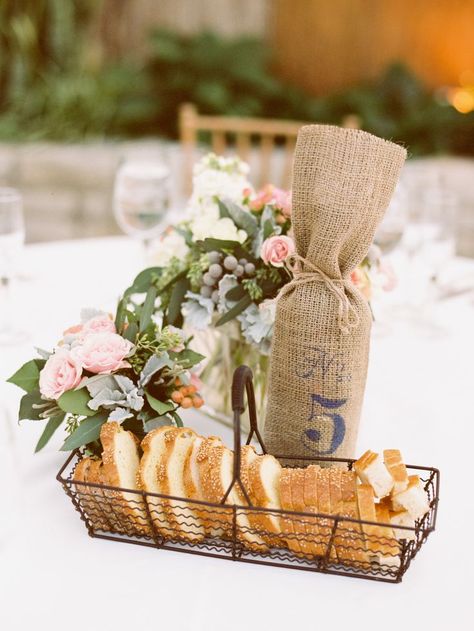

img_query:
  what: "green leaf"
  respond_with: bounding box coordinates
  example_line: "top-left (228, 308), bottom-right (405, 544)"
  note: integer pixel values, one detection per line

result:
top-left (114, 297), bottom-right (126, 332)
top-left (225, 284), bottom-right (246, 301)
top-left (139, 285), bottom-right (157, 333)
top-left (167, 277), bottom-right (190, 326)
top-left (126, 267), bottom-right (162, 295)
top-left (263, 218), bottom-right (275, 239)
top-left (170, 410), bottom-right (183, 428)
top-left (19, 390), bottom-right (48, 420)
top-left (200, 237), bottom-right (241, 252)
top-left (123, 321), bottom-right (138, 343)
top-left (218, 199), bottom-right (258, 237)
top-left (58, 388), bottom-right (95, 417)
top-left (215, 294), bottom-right (253, 326)
top-left (7, 359), bottom-right (45, 392)
top-left (60, 412), bottom-right (108, 451)
top-left (35, 412), bottom-right (65, 452)
top-left (146, 392), bottom-right (175, 415)
top-left (169, 348), bottom-right (205, 368)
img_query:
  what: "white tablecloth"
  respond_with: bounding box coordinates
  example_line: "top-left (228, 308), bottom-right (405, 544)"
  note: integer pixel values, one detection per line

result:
top-left (1, 237), bottom-right (473, 631)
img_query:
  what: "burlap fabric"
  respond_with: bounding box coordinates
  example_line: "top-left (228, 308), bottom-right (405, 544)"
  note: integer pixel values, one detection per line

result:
top-left (264, 125), bottom-right (406, 461)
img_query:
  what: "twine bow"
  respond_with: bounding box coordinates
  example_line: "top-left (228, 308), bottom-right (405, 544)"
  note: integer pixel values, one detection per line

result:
top-left (276, 253), bottom-right (360, 335)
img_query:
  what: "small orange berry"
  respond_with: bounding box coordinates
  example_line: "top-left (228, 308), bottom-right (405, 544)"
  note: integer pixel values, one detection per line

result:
top-left (181, 397), bottom-right (193, 409)
top-left (171, 391), bottom-right (183, 403)
top-left (187, 385), bottom-right (197, 395)
top-left (175, 377), bottom-right (182, 386)
top-left (192, 396), bottom-right (204, 409)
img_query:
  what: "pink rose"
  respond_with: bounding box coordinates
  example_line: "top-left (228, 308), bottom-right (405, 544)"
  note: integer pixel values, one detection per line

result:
top-left (260, 235), bottom-right (296, 267)
top-left (379, 260), bottom-right (398, 292)
top-left (73, 332), bottom-right (134, 375)
top-left (39, 348), bottom-right (83, 400)
top-left (82, 314), bottom-right (116, 335)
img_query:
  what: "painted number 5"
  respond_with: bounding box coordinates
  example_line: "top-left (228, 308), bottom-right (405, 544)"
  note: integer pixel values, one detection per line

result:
top-left (302, 394), bottom-right (346, 455)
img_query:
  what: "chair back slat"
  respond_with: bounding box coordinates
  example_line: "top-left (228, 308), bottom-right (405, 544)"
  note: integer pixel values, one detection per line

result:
top-left (179, 103), bottom-right (359, 194)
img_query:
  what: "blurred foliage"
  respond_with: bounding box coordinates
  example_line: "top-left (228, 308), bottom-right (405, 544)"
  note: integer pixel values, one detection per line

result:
top-left (0, 0), bottom-right (152, 140)
top-left (0, 11), bottom-right (473, 155)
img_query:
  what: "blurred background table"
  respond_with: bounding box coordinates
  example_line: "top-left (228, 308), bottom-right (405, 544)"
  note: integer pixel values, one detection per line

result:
top-left (1, 236), bottom-right (473, 631)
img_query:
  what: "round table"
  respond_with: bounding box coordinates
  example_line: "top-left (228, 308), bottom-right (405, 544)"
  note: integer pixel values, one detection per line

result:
top-left (1, 236), bottom-right (472, 630)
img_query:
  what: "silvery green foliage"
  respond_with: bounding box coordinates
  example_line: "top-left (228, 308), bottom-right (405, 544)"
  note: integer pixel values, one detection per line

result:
top-left (108, 407), bottom-right (134, 422)
top-left (217, 274), bottom-right (238, 314)
top-left (181, 291), bottom-right (214, 330)
top-left (237, 302), bottom-right (274, 354)
top-left (80, 308), bottom-right (107, 323)
top-left (139, 353), bottom-right (174, 388)
top-left (35, 347), bottom-right (52, 360)
top-left (86, 374), bottom-right (144, 413)
top-left (252, 205), bottom-right (282, 257)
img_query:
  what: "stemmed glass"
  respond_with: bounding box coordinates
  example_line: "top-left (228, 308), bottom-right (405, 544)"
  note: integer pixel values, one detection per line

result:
top-left (113, 159), bottom-right (171, 260)
top-left (0, 188), bottom-right (27, 345)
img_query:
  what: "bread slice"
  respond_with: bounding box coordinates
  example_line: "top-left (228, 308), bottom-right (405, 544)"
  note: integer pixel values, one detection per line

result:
top-left (316, 467), bottom-right (333, 557)
top-left (303, 465), bottom-right (325, 557)
top-left (391, 475), bottom-right (430, 520)
top-left (354, 450), bottom-right (394, 498)
top-left (279, 468), bottom-right (301, 554)
top-left (73, 457), bottom-right (100, 528)
top-left (86, 458), bottom-right (111, 531)
top-left (328, 467), bottom-right (343, 561)
top-left (357, 483), bottom-right (395, 558)
top-left (337, 471), bottom-right (368, 564)
top-left (100, 421), bottom-right (150, 536)
top-left (291, 468), bottom-right (311, 556)
top-left (383, 449), bottom-right (409, 494)
top-left (196, 436), bottom-right (226, 537)
top-left (139, 426), bottom-right (179, 538)
top-left (375, 502), bottom-right (400, 567)
top-left (388, 508), bottom-right (416, 541)
top-left (247, 453), bottom-right (282, 546)
top-left (231, 445), bottom-right (267, 551)
top-left (161, 427), bottom-right (203, 541)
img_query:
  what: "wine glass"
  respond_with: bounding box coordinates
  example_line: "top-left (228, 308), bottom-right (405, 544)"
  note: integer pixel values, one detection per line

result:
top-left (113, 159), bottom-right (170, 259)
top-left (374, 182), bottom-right (408, 254)
top-left (0, 187), bottom-right (27, 346)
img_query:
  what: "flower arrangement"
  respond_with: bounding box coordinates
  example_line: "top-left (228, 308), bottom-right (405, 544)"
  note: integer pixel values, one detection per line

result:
top-left (8, 308), bottom-right (204, 454)
top-left (121, 153), bottom-right (394, 355)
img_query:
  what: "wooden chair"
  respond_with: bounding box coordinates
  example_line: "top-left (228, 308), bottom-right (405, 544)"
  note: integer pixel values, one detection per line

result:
top-left (179, 103), bottom-right (306, 193)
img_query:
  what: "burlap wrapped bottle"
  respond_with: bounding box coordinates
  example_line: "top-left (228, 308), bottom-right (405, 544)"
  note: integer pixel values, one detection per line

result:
top-left (264, 125), bottom-right (406, 460)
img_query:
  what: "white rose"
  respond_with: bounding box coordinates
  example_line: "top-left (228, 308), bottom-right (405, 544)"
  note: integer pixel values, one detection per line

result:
top-left (152, 231), bottom-right (189, 267)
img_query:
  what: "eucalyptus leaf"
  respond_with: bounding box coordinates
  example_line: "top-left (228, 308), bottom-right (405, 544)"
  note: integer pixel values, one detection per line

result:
top-left (35, 412), bottom-right (65, 452)
top-left (139, 285), bottom-right (157, 333)
top-left (114, 296), bottom-right (126, 332)
top-left (215, 294), bottom-right (253, 326)
top-left (123, 321), bottom-right (138, 343)
top-left (218, 199), bottom-right (258, 237)
top-left (7, 359), bottom-right (45, 393)
top-left (200, 237), bottom-right (241, 252)
top-left (19, 390), bottom-right (49, 421)
top-left (145, 392), bottom-right (175, 415)
top-left (139, 353), bottom-right (173, 387)
top-left (125, 267), bottom-right (162, 296)
top-left (167, 277), bottom-right (190, 326)
top-left (58, 388), bottom-right (95, 417)
top-left (60, 411), bottom-right (108, 451)
top-left (225, 284), bottom-right (247, 301)
top-left (169, 348), bottom-right (205, 368)
top-left (170, 410), bottom-right (183, 428)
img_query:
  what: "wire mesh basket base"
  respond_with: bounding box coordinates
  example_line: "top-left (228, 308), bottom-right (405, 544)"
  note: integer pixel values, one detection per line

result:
top-left (57, 367), bottom-right (439, 583)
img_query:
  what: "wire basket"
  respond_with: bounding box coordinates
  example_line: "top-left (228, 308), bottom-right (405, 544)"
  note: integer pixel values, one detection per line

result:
top-left (57, 366), bottom-right (439, 583)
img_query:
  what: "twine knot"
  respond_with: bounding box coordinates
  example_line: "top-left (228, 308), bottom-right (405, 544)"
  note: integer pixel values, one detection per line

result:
top-left (276, 252), bottom-right (360, 335)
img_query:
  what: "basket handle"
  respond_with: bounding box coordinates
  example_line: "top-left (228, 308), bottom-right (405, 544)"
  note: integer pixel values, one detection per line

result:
top-left (220, 365), bottom-right (267, 505)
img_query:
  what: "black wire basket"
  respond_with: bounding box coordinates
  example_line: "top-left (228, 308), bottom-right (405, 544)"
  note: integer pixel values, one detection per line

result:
top-left (57, 366), bottom-right (439, 583)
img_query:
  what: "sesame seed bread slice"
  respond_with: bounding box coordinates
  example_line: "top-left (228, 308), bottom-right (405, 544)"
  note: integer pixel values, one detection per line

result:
top-left (161, 427), bottom-right (203, 541)
top-left (374, 502), bottom-right (400, 567)
top-left (303, 465), bottom-right (325, 556)
top-left (316, 468), bottom-right (332, 557)
top-left (246, 452), bottom-right (282, 546)
top-left (139, 426), bottom-right (179, 538)
top-left (337, 471), bottom-right (368, 564)
top-left (100, 421), bottom-right (150, 536)
top-left (195, 436), bottom-right (226, 538)
top-left (290, 468), bottom-right (311, 557)
top-left (85, 459), bottom-right (110, 531)
top-left (279, 468), bottom-right (301, 554)
top-left (328, 467), bottom-right (343, 561)
top-left (73, 457), bottom-right (100, 529)
top-left (231, 445), bottom-right (267, 551)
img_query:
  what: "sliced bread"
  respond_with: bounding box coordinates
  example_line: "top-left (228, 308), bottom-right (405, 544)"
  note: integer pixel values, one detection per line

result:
top-left (100, 421), bottom-right (150, 535)
top-left (247, 453), bottom-right (282, 546)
